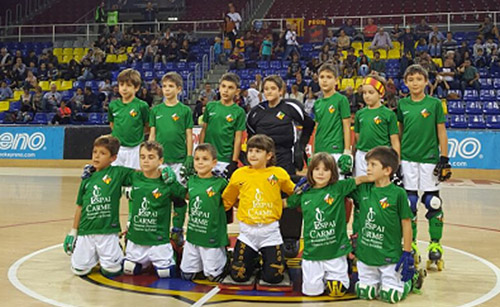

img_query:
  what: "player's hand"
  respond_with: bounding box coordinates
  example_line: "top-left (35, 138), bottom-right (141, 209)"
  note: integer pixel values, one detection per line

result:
top-left (182, 156), bottom-right (194, 176)
top-left (392, 165), bottom-right (404, 188)
top-left (338, 150), bottom-right (353, 175)
top-left (396, 251), bottom-right (415, 282)
top-left (294, 177), bottom-right (310, 195)
top-left (224, 161), bottom-right (238, 179)
top-left (293, 145), bottom-right (306, 171)
top-left (170, 227), bottom-right (184, 247)
top-left (81, 164), bottom-right (96, 179)
top-left (433, 156), bottom-right (452, 182)
top-left (160, 166), bottom-right (177, 185)
top-left (63, 229), bottom-right (77, 255)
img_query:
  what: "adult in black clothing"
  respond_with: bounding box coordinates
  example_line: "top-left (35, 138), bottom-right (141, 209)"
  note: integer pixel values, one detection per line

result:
top-left (246, 75), bottom-right (314, 257)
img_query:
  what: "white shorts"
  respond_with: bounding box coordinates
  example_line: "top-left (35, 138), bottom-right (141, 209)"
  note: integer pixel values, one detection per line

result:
top-left (331, 153), bottom-right (346, 180)
top-left (354, 150), bottom-right (367, 177)
top-left (213, 161), bottom-right (229, 175)
top-left (164, 162), bottom-right (184, 184)
top-left (112, 145), bottom-right (140, 169)
top-left (238, 221), bottom-right (283, 252)
top-left (357, 260), bottom-right (404, 293)
top-left (71, 234), bottom-right (123, 272)
top-left (401, 160), bottom-right (439, 192)
top-left (180, 241), bottom-right (226, 277)
top-left (125, 240), bottom-right (175, 269)
top-left (302, 256), bottom-right (350, 296)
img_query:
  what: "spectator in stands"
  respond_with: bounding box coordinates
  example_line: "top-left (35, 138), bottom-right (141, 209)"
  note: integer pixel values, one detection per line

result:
top-left (283, 23), bottom-right (300, 61)
top-left (318, 44), bottom-right (332, 65)
top-left (99, 79), bottom-right (113, 97)
top-left (37, 63), bottom-right (49, 81)
top-left (137, 87), bottom-right (153, 106)
top-left (70, 87), bottom-right (84, 112)
top-left (24, 70), bottom-right (37, 89)
top-left (416, 19), bottom-right (432, 40)
top-left (43, 82), bottom-right (62, 112)
top-left (24, 51), bottom-right (37, 68)
top-left (47, 62), bottom-right (59, 81)
top-left (28, 62), bottom-right (38, 76)
top-left (339, 19), bottom-right (362, 41)
top-left (490, 47), bottom-right (499, 68)
top-left (363, 18), bottom-right (378, 41)
top-left (0, 48), bottom-right (13, 75)
top-left (442, 32), bottom-right (458, 55)
top-left (213, 36), bottom-right (223, 64)
top-left (179, 39), bottom-right (194, 61)
top-left (151, 86), bottom-right (163, 107)
top-left (308, 73), bottom-right (320, 96)
top-left (440, 52), bottom-right (460, 89)
top-left (61, 59), bottom-right (81, 80)
top-left (255, 73), bottom-right (263, 92)
top-left (484, 38), bottom-right (498, 56)
top-left (0, 81), bottom-right (12, 100)
top-left (199, 83), bottom-right (217, 104)
top-left (473, 37), bottom-right (484, 58)
top-left (458, 59), bottom-right (480, 92)
top-left (369, 27), bottom-right (393, 54)
top-left (337, 30), bottom-right (351, 51)
top-left (294, 72), bottom-right (307, 94)
top-left (304, 58), bottom-right (320, 77)
top-left (260, 34), bottom-right (273, 61)
top-left (51, 100), bottom-right (71, 125)
top-left (20, 87), bottom-right (34, 112)
top-left (77, 59), bottom-right (95, 81)
top-left (331, 53), bottom-right (343, 77)
top-left (479, 16), bottom-right (499, 40)
top-left (385, 78), bottom-right (398, 111)
top-left (287, 53), bottom-right (302, 78)
top-left (32, 86), bottom-right (44, 112)
top-left (416, 38), bottom-right (428, 55)
top-left (341, 86), bottom-right (357, 116)
top-left (428, 26), bottom-right (445, 43)
top-left (354, 84), bottom-right (365, 109)
top-left (430, 73), bottom-right (450, 99)
top-left (358, 56), bottom-right (371, 77)
top-left (82, 86), bottom-right (99, 112)
top-left (12, 57), bottom-right (27, 84)
top-left (303, 90), bottom-right (315, 117)
top-left (285, 84), bottom-right (304, 103)
top-left (228, 47), bottom-right (245, 70)
top-left (370, 51), bottom-right (386, 76)
top-left (399, 51), bottom-right (414, 78)
top-left (107, 4), bottom-right (119, 34)
top-left (143, 39), bottom-right (158, 62)
top-left (428, 36), bottom-right (442, 58)
top-left (244, 82), bottom-right (261, 110)
top-left (400, 26), bottom-right (416, 58)
top-left (324, 30), bottom-right (337, 48)
top-left (95, 1), bottom-right (106, 32)
top-left (143, 2), bottom-right (156, 32)
top-left (357, 50), bottom-right (370, 63)
top-left (242, 31), bottom-right (256, 58)
top-left (473, 48), bottom-right (488, 68)
top-left (390, 24), bottom-right (404, 41)
top-left (109, 85), bottom-right (120, 101)
top-left (227, 3), bottom-right (242, 34)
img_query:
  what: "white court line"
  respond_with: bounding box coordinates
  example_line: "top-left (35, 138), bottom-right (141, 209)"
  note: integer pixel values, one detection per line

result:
top-left (8, 243), bottom-right (76, 307)
top-left (7, 243), bottom-right (500, 307)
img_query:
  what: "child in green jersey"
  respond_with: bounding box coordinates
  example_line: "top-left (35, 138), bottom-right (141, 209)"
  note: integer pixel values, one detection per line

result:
top-left (108, 69), bottom-right (150, 169)
top-left (199, 73), bottom-right (246, 178)
top-left (286, 153), bottom-right (369, 297)
top-left (314, 63), bottom-right (353, 178)
top-left (149, 72), bottom-right (194, 246)
top-left (122, 141), bottom-right (186, 278)
top-left (397, 64), bottom-right (451, 270)
top-left (351, 146), bottom-right (422, 304)
top-left (64, 135), bottom-right (135, 276)
top-left (179, 143), bottom-right (229, 282)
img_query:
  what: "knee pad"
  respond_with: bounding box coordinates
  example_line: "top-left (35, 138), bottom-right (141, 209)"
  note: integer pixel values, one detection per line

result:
top-left (422, 191), bottom-right (442, 211)
top-left (71, 266), bottom-right (91, 276)
top-left (123, 260), bottom-right (142, 275)
top-left (230, 241), bottom-right (258, 282)
top-left (406, 190), bottom-right (419, 213)
top-left (326, 280), bottom-right (347, 297)
top-left (355, 282), bottom-right (378, 300)
top-left (260, 245), bottom-right (285, 284)
top-left (156, 265), bottom-right (177, 278)
top-left (379, 286), bottom-right (404, 304)
top-left (180, 271), bottom-right (196, 281)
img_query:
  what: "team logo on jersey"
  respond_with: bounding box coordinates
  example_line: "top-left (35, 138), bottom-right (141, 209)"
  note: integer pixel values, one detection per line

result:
top-left (328, 105), bottom-right (335, 114)
top-left (206, 186), bottom-right (215, 197)
top-left (102, 174), bottom-right (112, 184)
top-left (276, 111), bottom-right (285, 120)
top-left (267, 174), bottom-right (278, 185)
top-left (172, 113), bottom-right (180, 121)
top-left (129, 109), bottom-right (138, 117)
top-left (373, 116), bottom-right (382, 124)
top-left (226, 114), bottom-right (234, 122)
top-left (152, 188), bottom-right (162, 199)
top-left (324, 193), bottom-right (334, 205)
top-left (420, 109), bottom-right (430, 118)
top-left (379, 197), bottom-right (391, 209)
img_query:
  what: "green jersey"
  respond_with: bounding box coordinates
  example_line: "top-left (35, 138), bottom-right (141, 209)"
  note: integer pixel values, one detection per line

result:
top-left (150, 102), bottom-right (194, 163)
top-left (76, 166), bottom-right (134, 235)
top-left (186, 175), bottom-right (229, 248)
top-left (126, 172), bottom-right (186, 246)
top-left (350, 183), bottom-right (413, 266)
top-left (354, 105), bottom-right (399, 152)
top-left (397, 95), bottom-right (446, 164)
top-left (313, 92), bottom-right (351, 154)
top-left (203, 101), bottom-right (246, 163)
top-left (287, 179), bottom-right (356, 261)
top-left (108, 97), bottom-right (149, 147)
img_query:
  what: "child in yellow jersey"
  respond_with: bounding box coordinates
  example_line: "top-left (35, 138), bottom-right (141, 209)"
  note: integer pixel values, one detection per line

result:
top-left (222, 134), bottom-right (295, 284)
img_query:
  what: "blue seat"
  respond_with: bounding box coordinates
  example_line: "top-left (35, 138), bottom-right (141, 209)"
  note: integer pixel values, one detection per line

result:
top-left (87, 113), bottom-right (102, 125)
top-left (61, 91), bottom-right (73, 101)
top-left (111, 70), bottom-right (120, 81)
top-left (270, 61), bottom-right (281, 69)
top-left (478, 68), bottom-right (489, 77)
top-left (463, 90), bottom-right (478, 101)
top-left (485, 115), bottom-right (500, 129)
top-left (483, 101), bottom-right (500, 115)
top-left (449, 114), bottom-right (468, 129)
top-left (188, 62), bottom-right (198, 70)
top-left (480, 89), bottom-right (495, 101)
top-left (31, 113), bottom-right (48, 125)
top-left (447, 100), bottom-right (465, 114)
top-left (155, 70), bottom-right (166, 79)
top-left (85, 81), bottom-right (98, 91)
top-left (467, 115), bottom-right (486, 129)
top-left (493, 78), bottom-right (500, 89)
top-left (102, 113), bottom-right (109, 124)
top-left (479, 78), bottom-right (493, 89)
top-left (465, 101), bottom-right (482, 114)
top-left (73, 81), bottom-right (84, 89)
top-left (153, 62), bottom-right (164, 71)
top-left (176, 62), bottom-right (187, 69)
top-left (165, 63), bottom-right (175, 70)
top-left (142, 63), bottom-right (152, 70)
top-left (258, 61), bottom-right (269, 69)
top-left (9, 101), bottom-right (21, 112)
top-left (143, 70), bottom-right (154, 81)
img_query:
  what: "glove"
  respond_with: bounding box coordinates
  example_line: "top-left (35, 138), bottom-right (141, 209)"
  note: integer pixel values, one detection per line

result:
top-left (182, 155), bottom-right (194, 175)
top-left (63, 228), bottom-right (77, 255)
top-left (337, 149), bottom-right (353, 175)
top-left (433, 156), bottom-right (452, 182)
top-left (81, 164), bottom-right (96, 179)
top-left (223, 161), bottom-right (239, 179)
top-left (294, 177), bottom-right (310, 195)
top-left (293, 144), bottom-right (306, 171)
top-left (395, 251), bottom-right (415, 282)
top-left (170, 227), bottom-right (184, 247)
top-left (392, 165), bottom-right (404, 188)
top-left (160, 166), bottom-right (177, 185)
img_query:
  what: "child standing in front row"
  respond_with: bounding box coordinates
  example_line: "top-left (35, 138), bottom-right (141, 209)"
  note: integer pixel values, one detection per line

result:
top-left (286, 153), bottom-right (370, 297)
top-left (222, 135), bottom-right (296, 284)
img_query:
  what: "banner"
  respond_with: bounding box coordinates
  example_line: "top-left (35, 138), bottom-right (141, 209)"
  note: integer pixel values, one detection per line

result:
top-left (286, 18), bottom-right (305, 37)
top-left (306, 19), bottom-right (327, 43)
top-left (0, 126), bottom-right (64, 159)
top-left (447, 130), bottom-right (500, 169)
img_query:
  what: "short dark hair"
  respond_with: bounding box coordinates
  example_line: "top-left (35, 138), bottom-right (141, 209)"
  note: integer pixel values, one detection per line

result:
top-left (140, 140), bottom-right (164, 158)
top-left (195, 143), bottom-right (217, 160)
top-left (263, 75), bottom-right (285, 91)
top-left (306, 152), bottom-right (339, 187)
top-left (161, 71), bottom-right (183, 88)
top-left (246, 134), bottom-right (276, 166)
top-left (318, 63), bottom-right (339, 78)
top-left (404, 64), bottom-right (429, 81)
top-left (94, 134), bottom-right (120, 156)
top-left (117, 68), bottom-right (142, 88)
top-left (365, 146), bottom-right (399, 176)
top-left (220, 72), bottom-right (241, 88)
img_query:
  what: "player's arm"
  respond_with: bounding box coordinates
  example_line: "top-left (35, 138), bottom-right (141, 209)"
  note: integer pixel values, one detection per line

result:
top-left (398, 122), bottom-right (404, 141)
top-left (284, 193), bottom-right (301, 209)
top-left (199, 122), bottom-right (207, 143)
top-left (222, 179), bottom-right (240, 210)
top-left (354, 175), bottom-right (371, 185)
top-left (148, 127), bottom-right (156, 141)
top-left (390, 134), bottom-right (401, 158)
top-left (109, 122), bottom-right (114, 130)
top-left (353, 132), bottom-right (360, 154)
top-left (401, 218), bottom-right (412, 252)
top-left (342, 117), bottom-right (351, 152)
top-left (63, 205), bottom-right (81, 255)
top-left (185, 128), bottom-right (193, 156)
top-left (437, 123), bottom-right (448, 157)
top-left (72, 205), bottom-right (82, 230)
top-left (143, 122), bottom-right (150, 135)
top-left (232, 130), bottom-right (243, 162)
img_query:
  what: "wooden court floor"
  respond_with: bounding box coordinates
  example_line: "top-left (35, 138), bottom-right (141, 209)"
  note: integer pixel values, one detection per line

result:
top-left (1, 166), bottom-right (500, 307)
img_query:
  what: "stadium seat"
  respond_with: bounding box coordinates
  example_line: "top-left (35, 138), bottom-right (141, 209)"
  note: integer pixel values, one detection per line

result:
top-left (61, 55), bottom-right (72, 64)
top-left (479, 78), bottom-right (493, 89)
top-left (352, 42), bottom-right (362, 51)
top-left (257, 61), bottom-right (269, 69)
top-left (53, 48), bottom-right (63, 56)
top-left (87, 113), bottom-right (102, 125)
top-left (340, 78), bottom-right (355, 90)
top-left (73, 80), bottom-right (84, 89)
top-left (388, 48), bottom-right (401, 59)
top-left (126, 46), bottom-right (134, 53)
top-left (480, 89), bottom-right (495, 101)
top-left (493, 78), bottom-right (500, 89)
top-left (354, 78), bottom-right (363, 89)
top-left (62, 48), bottom-right (73, 56)
top-left (60, 80), bottom-right (73, 91)
top-left (8, 101), bottom-right (21, 112)
top-left (143, 70), bottom-right (154, 81)
top-left (13, 90), bottom-right (23, 101)
top-left (447, 100), bottom-right (465, 114)
top-left (85, 81), bottom-right (98, 91)
top-left (270, 61), bottom-right (281, 69)
top-left (467, 115), bottom-right (486, 129)
top-left (142, 62), bottom-right (152, 70)
top-left (478, 68), bottom-right (489, 77)
top-left (117, 54), bottom-right (128, 63)
top-left (31, 113), bottom-right (48, 125)
top-left (485, 115), bottom-right (500, 129)
top-left (105, 54), bottom-right (118, 63)
top-left (155, 70), bottom-right (166, 79)
top-left (39, 81), bottom-right (50, 91)
top-left (463, 90), bottom-right (478, 100)
top-left (431, 58), bottom-right (443, 67)
top-left (73, 48), bottom-right (84, 56)
top-left (73, 54), bottom-right (83, 63)
top-left (483, 101), bottom-right (500, 115)
top-left (61, 90), bottom-right (73, 101)
top-left (153, 62), bottom-right (164, 71)
top-left (465, 101), bottom-right (482, 114)
top-left (449, 114), bottom-right (468, 129)
top-left (102, 113), bottom-right (109, 124)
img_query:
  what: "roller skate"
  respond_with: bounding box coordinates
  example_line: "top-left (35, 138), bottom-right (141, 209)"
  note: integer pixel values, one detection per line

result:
top-left (411, 241), bottom-right (421, 266)
top-left (411, 268), bottom-right (427, 294)
top-left (426, 240), bottom-right (444, 271)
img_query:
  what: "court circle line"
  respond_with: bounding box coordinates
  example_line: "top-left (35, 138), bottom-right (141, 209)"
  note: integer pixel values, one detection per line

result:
top-left (7, 242), bottom-right (500, 307)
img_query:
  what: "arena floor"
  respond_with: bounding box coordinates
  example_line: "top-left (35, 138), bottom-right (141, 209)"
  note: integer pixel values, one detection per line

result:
top-left (1, 166), bottom-right (500, 307)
